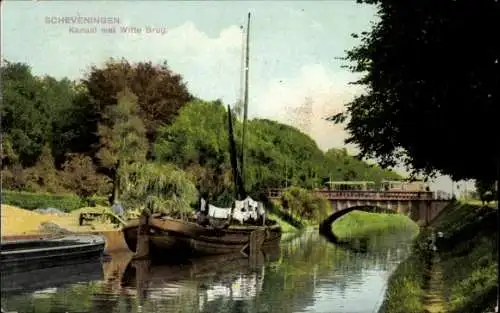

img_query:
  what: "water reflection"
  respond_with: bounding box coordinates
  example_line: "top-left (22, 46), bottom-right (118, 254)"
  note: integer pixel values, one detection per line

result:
top-left (1, 231), bottom-right (413, 313)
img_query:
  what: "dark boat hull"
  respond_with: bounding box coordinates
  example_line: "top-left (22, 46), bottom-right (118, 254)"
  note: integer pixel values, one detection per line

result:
top-left (1, 234), bottom-right (106, 272)
top-left (1, 258), bottom-right (104, 295)
top-left (122, 217), bottom-right (282, 259)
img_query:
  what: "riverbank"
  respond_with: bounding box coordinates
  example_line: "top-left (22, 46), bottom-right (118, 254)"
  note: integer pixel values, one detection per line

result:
top-left (1, 203), bottom-right (306, 253)
top-left (332, 211), bottom-right (419, 240)
top-left (380, 202), bottom-right (498, 313)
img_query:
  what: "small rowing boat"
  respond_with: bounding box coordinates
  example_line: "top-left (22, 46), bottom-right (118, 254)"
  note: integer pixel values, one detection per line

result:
top-left (1, 234), bottom-right (106, 272)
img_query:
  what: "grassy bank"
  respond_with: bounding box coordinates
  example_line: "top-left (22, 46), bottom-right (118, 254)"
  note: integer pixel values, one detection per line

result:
top-left (268, 212), bottom-right (300, 233)
top-left (380, 202), bottom-right (498, 313)
top-left (332, 211), bottom-right (419, 240)
top-left (379, 230), bottom-right (429, 313)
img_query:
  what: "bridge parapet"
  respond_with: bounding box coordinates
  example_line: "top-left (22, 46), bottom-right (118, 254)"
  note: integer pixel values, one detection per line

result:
top-left (267, 188), bottom-right (436, 201)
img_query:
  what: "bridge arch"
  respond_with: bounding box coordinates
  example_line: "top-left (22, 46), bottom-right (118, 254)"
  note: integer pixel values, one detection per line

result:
top-left (268, 188), bottom-right (451, 226)
top-left (318, 205), bottom-right (414, 248)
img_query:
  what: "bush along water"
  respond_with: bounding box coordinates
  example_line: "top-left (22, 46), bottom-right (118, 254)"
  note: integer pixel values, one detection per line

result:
top-left (269, 186), bottom-right (332, 233)
top-left (379, 202), bottom-right (498, 313)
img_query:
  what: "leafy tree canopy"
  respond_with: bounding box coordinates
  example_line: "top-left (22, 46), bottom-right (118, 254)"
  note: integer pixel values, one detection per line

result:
top-left (83, 58), bottom-right (194, 145)
top-left (1, 61), bottom-right (92, 166)
top-left (155, 100), bottom-right (401, 204)
top-left (330, 0), bottom-right (500, 181)
top-left (119, 162), bottom-right (198, 215)
top-left (2, 57), bottom-right (401, 216)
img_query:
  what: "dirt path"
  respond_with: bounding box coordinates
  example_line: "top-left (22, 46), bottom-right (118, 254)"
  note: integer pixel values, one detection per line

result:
top-left (422, 228), bottom-right (447, 313)
top-left (423, 255), bottom-right (447, 313)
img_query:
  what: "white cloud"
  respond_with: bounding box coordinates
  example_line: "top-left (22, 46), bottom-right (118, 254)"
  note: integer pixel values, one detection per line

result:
top-left (254, 63), bottom-right (363, 153)
top-left (84, 22), bottom-right (246, 105)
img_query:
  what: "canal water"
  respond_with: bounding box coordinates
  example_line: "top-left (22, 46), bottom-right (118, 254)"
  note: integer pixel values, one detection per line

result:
top-left (1, 231), bottom-right (414, 313)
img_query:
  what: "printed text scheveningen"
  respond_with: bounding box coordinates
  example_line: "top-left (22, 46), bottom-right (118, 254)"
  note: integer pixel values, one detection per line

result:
top-left (45, 16), bottom-right (120, 25)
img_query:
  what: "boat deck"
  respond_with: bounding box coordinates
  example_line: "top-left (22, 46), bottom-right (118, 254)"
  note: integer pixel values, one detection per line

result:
top-left (1, 234), bottom-right (106, 272)
top-left (1, 234), bottom-right (105, 253)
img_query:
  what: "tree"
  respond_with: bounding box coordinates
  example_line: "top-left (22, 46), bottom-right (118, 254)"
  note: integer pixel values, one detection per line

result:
top-left (155, 99), bottom-right (401, 203)
top-left (1, 134), bottom-right (19, 168)
top-left (1, 62), bottom-right (53, 166)
top-left (1, 61), bottom-right (97, 168)
top-left (23, 145), bottom-right (64, 193)
top-left (330, 0), bottom-right (500, 182)
top-left (96, 89), bottom-right (148, 203)
top-left (83, 58), bottom-right (193, 150)
top-left (323, 148), bottom-right (400, 187)
top-left (119, 162), bottom-right (198, 217)
top-left (281, 186), bottom-right (331, 222)
top-left (154, 100), bottom-right (234, 202)
top-left (475, 180), bottom-right (497, 205)
top-left (61, 153), bottom-right (112, 198)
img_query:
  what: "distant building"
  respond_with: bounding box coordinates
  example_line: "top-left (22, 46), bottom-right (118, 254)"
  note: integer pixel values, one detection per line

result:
top-left (381, 180), bottom-right (428, 192)
top-left (324, 181), bottom-right (376, 191)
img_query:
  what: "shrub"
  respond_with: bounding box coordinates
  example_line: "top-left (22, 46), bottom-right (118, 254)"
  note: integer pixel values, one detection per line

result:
top-left (280, 186), bottom-right (331, 222)
top-left (1, 190), bottom-right (86, 212)
top-left (60, 153), bottom-right (112, 198)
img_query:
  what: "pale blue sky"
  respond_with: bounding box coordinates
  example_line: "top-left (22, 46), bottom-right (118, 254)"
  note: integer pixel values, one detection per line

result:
top-left (2, 1), bottom-right (468, 193)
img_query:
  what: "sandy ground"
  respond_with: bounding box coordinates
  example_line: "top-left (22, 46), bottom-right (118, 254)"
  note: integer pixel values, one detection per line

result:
top-left (1, 204), bottom-right (119, 237)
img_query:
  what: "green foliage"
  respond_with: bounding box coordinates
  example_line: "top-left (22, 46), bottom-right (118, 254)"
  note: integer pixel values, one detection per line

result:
top-left (323, 148), bottom-right (401, 185)
top-left (379, 250), bottom-right (426, 313)
top-left (96, 89), bottom-right (148, 169)
top-left (332, 211), bottom-right (418, 240)
top-left (474, 180), bottom-right (497, 204)
top-left (243, 119), bottom-right (326, 190)
top-left (119, 162), bottom-right (198, 215)
top-left (1, 190), bottom-right (86, 212)
top-left (22, 145), bottom-right (66, 194)
top-left (280, 186), bottom-right (331, 222)
top-left (1, 61), bottom-right (96, 167)
top-left (332, 1), bottom-right (500, 181)
top-left (155, 100), bottom-right (401, 204)
top-left (1, 62), bottom-right (58, 166)
top-left (155, 100), bottom-right (235, 201)
top-left (381, 203), bottom-right (498, 313)
top-left (83, 58), bottom-right (193, 144)
top-left (1, 61), bottom-right (101, 194)
top-left (60, 153), bottom-right (112, 198)
top-left (267, 212), bottom-right (300, 233)
top-left (96, 89), bottom-right (149, 203)
top-left (1, 58), bottom-right (193, 198)
top-left (431, 203), bottom-right (497, 313)
top-left (2, 58), bottom-right (401, 223)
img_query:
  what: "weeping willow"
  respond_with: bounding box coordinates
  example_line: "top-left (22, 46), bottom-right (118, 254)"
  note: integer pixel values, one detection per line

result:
top-left (118, 162), bottom-right (198, 217)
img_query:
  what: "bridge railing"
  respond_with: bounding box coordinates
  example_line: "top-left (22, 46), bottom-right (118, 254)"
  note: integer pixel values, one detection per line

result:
top-left (267, 188), bottom-right (437, 201)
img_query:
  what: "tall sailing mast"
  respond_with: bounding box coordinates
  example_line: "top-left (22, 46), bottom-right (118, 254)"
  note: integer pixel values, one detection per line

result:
top-left (240, 12), bottom-right (251, 185)
top-left (235, 25), bottom-right (246, 119)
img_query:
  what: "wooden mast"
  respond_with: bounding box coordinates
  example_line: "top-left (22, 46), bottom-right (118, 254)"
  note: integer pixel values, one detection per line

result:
top-left (240, 12), bottom-right (251, 186)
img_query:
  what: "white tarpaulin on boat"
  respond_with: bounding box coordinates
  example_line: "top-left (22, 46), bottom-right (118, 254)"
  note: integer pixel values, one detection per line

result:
top-left (233, 200), bottom-right (253, 224)
top-left (208, 204), bottom-right (232, 219)
top-left (232, 197), bottom-right (265, 224)
top-left (245, 196), bottom-right (259, 211)
top-left (257, 201), bottom-right (265, 216)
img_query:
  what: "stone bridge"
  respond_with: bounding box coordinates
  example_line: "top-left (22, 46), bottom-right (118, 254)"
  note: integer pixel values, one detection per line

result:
top-left (267, 189), bottom-right (451, 226)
